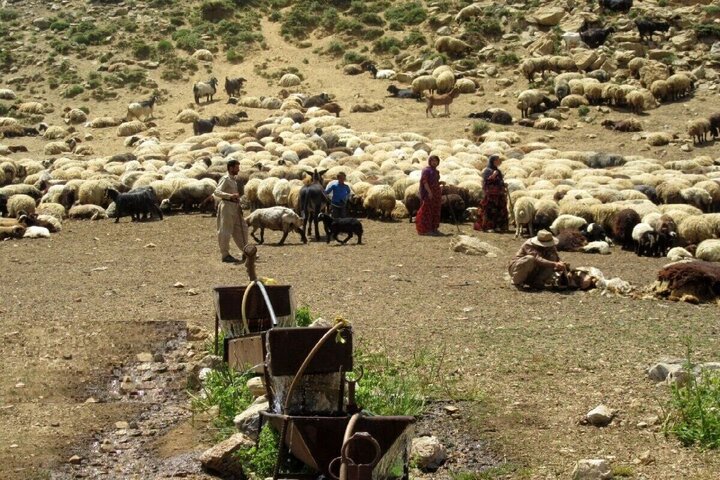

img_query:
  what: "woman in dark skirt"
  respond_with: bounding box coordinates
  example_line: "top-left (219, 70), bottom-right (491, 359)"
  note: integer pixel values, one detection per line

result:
top-left (416, 155), bottom-right (443, 236)
top-left (474, 154), bottom-right (508, 233)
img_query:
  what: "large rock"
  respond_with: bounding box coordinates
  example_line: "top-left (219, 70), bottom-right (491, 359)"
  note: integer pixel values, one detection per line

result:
top-left (573, 50), bottom-right (599, 72)
top-left (527, 33), bottom-right (556, 56)
top-left (585, 404), bottom-right (613, 427)
top-left (246, 376), bottom-right (265, 398)
top-left (199, 432), bottom-right (253, 478)
top-left (450, 235), bottom-right (501, 257)
top-left (233, 399), bottom-right (268, 440)
top-left (192, 49), bottom-right (214, 61)
top-left (529, 7), bottom-right (566, 27)
top-left (647, 362), bottom-right (683, 382)
top-left (572, 459), bottom-right (613, 480)
top-left (411, 436), bottom-right (447, 471)
top-left (671, 31), bottom-right (697, 51)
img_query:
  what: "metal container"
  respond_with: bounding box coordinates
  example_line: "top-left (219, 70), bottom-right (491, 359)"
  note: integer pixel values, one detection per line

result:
top-left (213, 284), bottom-right (294, 338)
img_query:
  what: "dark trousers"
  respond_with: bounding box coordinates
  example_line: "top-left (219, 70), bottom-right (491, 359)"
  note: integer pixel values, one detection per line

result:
top-left (330, 203), bottom-right (347, 218)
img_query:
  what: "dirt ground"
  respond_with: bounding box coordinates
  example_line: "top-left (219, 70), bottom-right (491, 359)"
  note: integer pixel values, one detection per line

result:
top-left (2, 3), bottom-right (720, 479)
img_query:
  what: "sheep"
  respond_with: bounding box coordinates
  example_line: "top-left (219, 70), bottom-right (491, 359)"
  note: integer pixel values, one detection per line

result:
top-left (561, 32), bottom-right (585, 50)
top-left (667, 247), bottom-right (694, 262)
top-left (581, 223), bottom-right (612, 244)
top-left (586, 69), bottom-right (610, 82)
top-left (363, 184), bottom-right (396, 219)
top-left (105, 187), bottom-right (163, 223)
top-left (0, 124), bottom-right (41, 138)
top-left (612, 208), bottom-right (641, 249)
top-left (193, 77), bottom-right (219, 104)
top-left (599, 0), bottom-right (633, 13)
top-left (666, 74), bottom-right (693, 101)
top-left (550, 214), bottom-right (587, 235)
top-left (679, 215), bottom-right (717, 245)
top-left (687, 119), bottom-right (711, 145)
top-left (440, 194), bottom-right (466, 224)
top-left (601, 118), bottom-right (642, 132)
top-left (126, 95), bottom-right (158, 122)
top-left (343, 64), bottom-right (364, 75)
top-left (426, 88), bottom-right (460, 118)
top-left (557, 229), bottom-right (588, 252)
top-left (245, 206), bottom-right (307, 245)
top-left (36, 202), bottom-right (66, 220)
top-left (387, 85), bottom-right (421, 99)
top-left (193, 116), bottom-right (220, 136)
top-left (7, 194), bottom-right (36, 217)
top-left (0, 88), bottom-right (16, 100)
top-left (516, 89), bottom-right (546, 118)
top-left (435, 70), bottom-right (456, 94)
top-left (534, 118), bottom-right (560, 130)
top-left (318, 212), bottom-right (363, 245)
top-left (303, 93), bottom-right (332, 108)
top-left (635, 18), bottom-right (670, 42)
top-left (403, 183), bottom-right (421, 222)
top-left (0, 193), bottom-right (8, 217)
top-left (23, 225), bottom-right (50, 239)
top-left (224, 76), bottom-right (246, 98)
top-left (434, 36), bottom-right (472, 57)
top-left (694, 240), bottom-right (720, 263)
top-left (709, 113), bottom-right (720, 139)
top-left (411, 75), bottom-right (437, 96)
top-left (559, 94), bottom-right (588, 109)
top-left (365, 64), bottom-right (396, 80)
top-left (320, 102), bottom-right (342, 117)
top-left (680, 187), bottom-right (712, 212)
top-left (533, 199), bottom-right (559, 231)
top-left (520, 57), bottom-right (548, 81)
top-left (579, 27), bottom-right (615, 49)
top-left (632, 222), bottom-right (660, 257)
top-left (279, 73), bottom-right (301, 87)
top-left (468, 109), bottom-right (513, 125)
top-left (34, 214), bottom-right (61, 233)
top-left (582, 241), bottom-right (612, 254)
top-left (0, 224), bottom-right (25, 239)
top-left (625, 89), bottom-right (656, 114)
top-left (68, 204), bottom-right (107, 220)
top-left (513, 196), bottom-right (535, 238)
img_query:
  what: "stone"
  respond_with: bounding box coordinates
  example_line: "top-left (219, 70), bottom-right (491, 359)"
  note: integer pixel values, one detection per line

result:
top-left (411, 436), bottom-right (447, 471)
top-left (585, 404), bottom-right (614, 427)
top-left (671, 31), bottom-right (697, 51)
top-left (527, 33), bottom-right (557, 56)
top-left (32, 18), bottom-right (51, 30)
top-left (571, 459), bottom-right (612, 479)
top-left (711, 41), bottom-right (720, 59)
top-left (647, 362), bottom-right (683, 382)
top-left (648, 49), bottom-right (673, 61)
top-left (192, 49), bottom-right (214, 61)
top-left (615, 42), bottom-right (645, 57)
top-left (246, 376), bottom-right (266, 398)
top-left (449, 236), bottom-right (501, 257)
top-left (187, 325), bottom-right (209, 342)
top-left (485, 66), bottom-right (498, 77)
top-left (436, 26), bottom-right (452, 36)
top-left (573, 50), bottom-right (599, 72)
top-left (136, 352), bottom-right (153, 363)
top-left (421, 57), bottom-right (444, 72)
top-left (667, 368), bottom-right (693, 387)
top-left (199, 433), bottom-right (253, 477)
top-left (68, 455), bottom-right (82, 465)
top-left (529, 7), bottom-right (566, 27)
top-left (115, 421), bottom-right (129, 430)
top-left (680, 143), bottom-right (693, 152)
top-left (233, 401), bottom-right (269, 441)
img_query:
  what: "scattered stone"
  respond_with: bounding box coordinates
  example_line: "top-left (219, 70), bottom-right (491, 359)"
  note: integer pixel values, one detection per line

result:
top-left (571, 459), bottom-right (612, 480)
top-left (443, 405), bottom-right (459, 414)
top-left (15, 383), bottom-right (25, 389)
top-left (144, 243), bottom-right (156, 248)
top-left (192, 49), bottom-right (214, 61)
top-left (233, 400), bottom-right (269, 441)
top-left (199, 433), bottom-right (253, 478)
top-left (449, 235), bottom-right (501, 257)
top-left (528, 7), bottom-right (566, 27)
top-left (187, 288), bottom-right (199, 296)
top-left (585, 404), bottom-right (614, 427)
top-left (246, 376), bottom-right (266, 398)
top-left (411, 436), bottom-right (447, 471)
top-left (647, 362), bottom-right (683, 382)
top-left (136, 352), bottom-right (154, 363)
top-left (115, 421), bottom-right (129, 430)
top-left (68, 455), bottom-right (82, 465)
top-left (173, 282), bottom-right (185, 288)
top-left (187, 325), bottom-right (209, 342)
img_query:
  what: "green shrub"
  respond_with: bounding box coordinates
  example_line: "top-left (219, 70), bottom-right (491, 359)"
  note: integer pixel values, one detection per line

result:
top-left (472, 121), bottom-right (490, 137)
top-left (226, 48), bottom-right (244, 63)
top-left (0, 8), bottom-right (19, 21)
top-left (50, 19), bottom-right (70, 31)
top-left (360, 12), bottom-right (385, 26)
top-left (200, 0), bottom-right (236, 21)
top-left (373, 36), bottom-right (401, 54)
top-left (64, 84), bottom-right (85, 98)
top-left (281, 2), bottom-right (319, 39)
top-left (132, 40), bottom-right (154, 60)
top-left (237, 425), bottom-right (279, 477)
top-left (0, 48), bottom-right (12, 70)
top-left (403, 29), bottom-right (426, 47)
top-left (695, 23), bottom-right (720, 39)
top-left (319, 8), bottom-right (339, 32)
top-left (71, 21), bottom-right (114, 46)
top-left (336, 17), bottom-right (365, 36)
top-left (385, 2), bottom-right (426, 26)
top-left (325, 40), bottom-right (345, 56)
top-left (191, 366), bottom-right (254, 438)
top-left (157, 39), bottom-right (174, 54)
top-left (86, 72), bottom-right (102, 89)
top-left (704, 5), bottom-right (720, 15)
top-left (664, 368), bottom-right (720, 449)
top-left (295, 305), bottom-right (313, 327)
top-left (354, 350), bottom-right (426, 416)
top-left (578, 105), bottom-right (590, 117)
top-left (172, 29), bottom-right (205, 52)
top-left (497, 52), bottom-right (519, 66)
top-left (343, 50), bottom-right (368, 65)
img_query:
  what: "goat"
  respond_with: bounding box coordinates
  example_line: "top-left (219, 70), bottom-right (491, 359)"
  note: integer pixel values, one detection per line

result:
top-left (365, 64), bottom-right (395, 79)
top-left (193, 77), bottom-right (218, 104)
top-left (425, 88), bottom-right (460, 118)
top-left (579, 27), bottom-right (615, 49)
top-left (0, 193), bottom-right (7, 217)
top-left (224, 76), bottom-right (246, 98)
top-left (387, 85), bottom-right (421, 99)
top-left (126, 95), bottom-right (158, 121)
top-left (193, 116), bottom-right (220, 136)
top-left (318, 212), bottom-right (363, 245)
top-left (303, 93), bottom-right (332, 108)
top-left (105, 187), bottom-right (163, 223)
top-left (709, 113), bottom-right (720, 139)
top-left (299, 168), bottom-right (329, 241)
top-left (599, 0), bottom-right (633, 13)
top-left (635, 18), bottom-right (671, 43)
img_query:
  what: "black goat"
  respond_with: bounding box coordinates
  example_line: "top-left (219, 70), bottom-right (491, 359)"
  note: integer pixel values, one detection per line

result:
top-left (318, 212), bottom-right (363, 245)
top-left (387, 85), bottom-right (421, 99)
top-left (599, 0), bottom-right (633, 13)
top-left (636, 230), bottom-right (661, 257)
top-left (303, 93), bottom-right (332, 108)
top-left (193, 116), bottom-right (220, 136)
top-left (0, 193), bottom-right (7, 217)
top-left (468, 109), bottom-right (513, 125)
top-left (579, 27), bottom-right (615, 49)
top-left (635, 18), bottom-right (671, 43)
top-left (224, 76), bottom-right (246, 98)
top-left (709, 113), bottom-right (720, 139)
top-left (105, 187), bottom-right (163, 223)
top-left (299, 168), bottom-right (329, 241)
top-left (581, 223), bottom-right (612, 244)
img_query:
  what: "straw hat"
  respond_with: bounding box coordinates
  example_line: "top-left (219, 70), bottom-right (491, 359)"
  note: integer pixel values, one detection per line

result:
top-left (530, 230), bottom-right (558, 248)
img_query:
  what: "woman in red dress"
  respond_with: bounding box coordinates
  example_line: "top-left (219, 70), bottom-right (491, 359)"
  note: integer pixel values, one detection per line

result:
top-left (474, 154), bottom-right (508, 233)
top-left (416, 155), bottom-right (442, 236)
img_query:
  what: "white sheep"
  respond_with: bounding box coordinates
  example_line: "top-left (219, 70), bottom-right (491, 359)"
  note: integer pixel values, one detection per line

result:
top-left (513, 196), bottom-right (535, 238)
top-left (23, 226), bottom-right (50, 239)
top-left (667, 247), bottom-right (694, 262)
top-left (626, 89), bottom-right (657, 115)
top-left (411, 75), bottom-right (438, 95)
top-left (8, 194), bottom-right (36, 217)
top-left (435, 70), bottom-right (456, 94)
top-left (0, 88), bottom-right (16, 100)
top-left (68, 204), bottom-right (108, 220)
top-left (550, 214), bottom-right (587, 235)
top-left (363, 184), bottom-right (396, 219)
top-left (695, 239), bottom-right (720, 262)
top-left (581, 241), bottom-right (611, 255)
top-left (126, 96), bottom-right (158, 122)
top-left (36, 202), bottom-right (67, 220)
top-left (680, 186), bottom-right (712, 211)
top-left (516, 89), bottom-right (546, 118)
top-left (561, 32), bottom-right (585, 50)
top-left (117, 120), bottom-right (146, 137)
top-left (245, 206), bottom-right (306, 245)
top-left (687, 119), bottom-right (711, 145)
top-left (520, 57), bottom-right (548, 81)
top-left (666, 73), bottom-right (693, 101)
top-left (279, 74), bottom-right (301, 88)
top-left (631, 222), bottom-right (655, 243)
top-left (434, 36), bottom-right (471, 57)
top-left (193, 77), bottom-right (219, 104)
top-left (36, 214), bottom-right (62, 233)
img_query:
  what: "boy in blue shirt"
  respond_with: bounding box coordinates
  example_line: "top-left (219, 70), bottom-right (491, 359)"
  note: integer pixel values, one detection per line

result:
top-left (324, 172), bottom-right (352, 218)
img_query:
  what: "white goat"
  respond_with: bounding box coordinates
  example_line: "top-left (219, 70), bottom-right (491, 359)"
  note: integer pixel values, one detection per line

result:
top-left (193, 77), bottom-right (218, 104)
top-left (126, 95), bottom-right (158, 121)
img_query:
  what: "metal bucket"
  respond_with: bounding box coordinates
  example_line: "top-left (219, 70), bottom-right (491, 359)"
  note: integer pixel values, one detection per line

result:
top-left (213, 284), bottom-right (294, 337)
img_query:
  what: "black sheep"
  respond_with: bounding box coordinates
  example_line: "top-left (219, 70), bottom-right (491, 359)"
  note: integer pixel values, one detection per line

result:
top-left (635, 18), bottom-right (671, 43)
top-left (193, 116), bottom-right (220, 136)
top-left (579, 27), bottom-right (616, 49)
top-left (387, 85), bottom-right (421, 99)
top-left (599, 0), bottom-right (633, 13)
top-left (440, 194), bottom-right (466, 223)
top-left (318, 212), bottom-right (363, 245)
top-left (468, 109), bottom-right (513, 125)
top-left (581, 223), bottom-right (611, 243)
top-left (612, 208), bottom-right (641, 249)
top-left (105, 187), bottom-right (163, 223)
top-left (404, 195), bottom-right (421, 223)
top-left (636, 230), bottom-right (661, 257)
top-left (0, 193), bottom-right (7, 217)
top-left (634, 184), bottom-right (659, 204)
top-left (709, 113), bottom-right (720, 139)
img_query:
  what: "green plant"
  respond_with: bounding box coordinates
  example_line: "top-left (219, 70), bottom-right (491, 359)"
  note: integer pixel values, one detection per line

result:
top-left (451, 463), bottom-right (528, 479)
top-left (70, 21), bottom-right (114, 46)
top-left (385, 2), bottom-right (426, 27)
top-left (0, 8), bottom-right (19, 22)
top-left (472, 120), bottom-right (490, 137)
top-left (236, 425), bottom-right (279, 477)
top-left (132, 40), bottom-right (155, 60)
top-left (173, 29), bottom-right (205, 52)
top-left (325, 40), bottom-right (346, 57)
top-left (190, 366), bottom-right (255, 438)
top-left (86, 72), bottom-right (102, 89)
top-left (343, 50), bottom-right (368, 65)
top-left (497, 52), bottom-right (519, 66)
top-left (664, 367), bottom-right (720, 449)
top-left (578, 105), bottom-right (590, 117)
top-left (354, 350), bottom-right (426, 416)
top-left (226, 48), bottom-right (244, 63)
top-left (50, 19), bottom-right (70, 31)
top-left (359, 12), bottom-right (385, 26)
top-left (373, 36), bottom-right (401, 54)
top-left (157, 39), bottom-right (174, 54)
top-left (295, 305), bottom-right (313, 327)
top-left (694, 23), bottom-right (720, 39)
top-left (704, 5), bottom-right (720, 15)
top-left (200, 0), bottom-right (236, 21)
top-left (657, 0), bottom-right (667, 6)
top-left (612, 465), bottom-right (635, 477)
top-left (403, 29), bottom-right (426, 47)
top-left (63, 84), bottom-right (84, 98)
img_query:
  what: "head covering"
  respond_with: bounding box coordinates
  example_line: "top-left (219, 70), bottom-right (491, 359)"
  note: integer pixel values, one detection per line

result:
top-left (531, 230), bottom-right (559, 248)
top-left (483, 154), bottom-right (503, 181)
top-left (428, 155), bottom-right (440, 167)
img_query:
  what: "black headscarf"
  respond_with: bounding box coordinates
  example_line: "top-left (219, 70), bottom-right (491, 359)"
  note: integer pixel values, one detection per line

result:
top-left (482, 154), bottom-right (503, 182)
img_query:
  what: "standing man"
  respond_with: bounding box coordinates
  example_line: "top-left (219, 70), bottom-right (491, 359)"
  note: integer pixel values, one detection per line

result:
top-left (324, 171), bottom-right (352, 218)
top-left (215, 159), bottom-right (248, 263)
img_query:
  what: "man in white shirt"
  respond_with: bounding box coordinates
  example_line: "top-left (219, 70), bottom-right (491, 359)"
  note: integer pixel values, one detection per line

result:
top-left (214, 160), bottom-right (248, 263)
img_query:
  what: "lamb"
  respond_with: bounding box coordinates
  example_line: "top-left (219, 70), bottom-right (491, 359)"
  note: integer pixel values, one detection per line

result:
top-left (7, 194), bottom-right (37, 217)
top-left (387, 85), bottom-right (421, 99)
top-left (425, 88), bottom-right (460, 118)
top-left (468, 109), bottom-right (513, 125)
top-left (612, 208), bottom-right (641, 249)
top-left (599, 0), bottom-right (633, 13)
top-left (126, 95), bottom-right (158, 121)
top-left (579, 27), bottom-right (615, 49)
top-left (513, 196), bottom-right (535, 238)
top-left (561, 32), bottom-right (585, 51)
top-left (68, 204), bottom-right (107, 220)
top-left (601, 118), bottom-right (642, 132)
top-left (105, 187), bottom-right (163, 223)
top-left (23, 225), bottom-right (51, 239)
top-left (365, 64), bottom-right (396, 80)
top-left (193, 116), bottom-right (220, 136)
top-left (667, 247), bottom-right (694, 262)
top-left (224, 76), bottom-right (246, 98)
top-left (193, 77), bottom-right (219, 104)
top-left (666, 74), bottom-right (693, 101)
top-left (550, 214), bottom-right (587, 235)
top-left (632, 223), bottom-right (661, 257)
top-left (318, 212), bottom-right (363, 245)
top-left (0, 224), bottom-right (25, 239)
top-left (635, 18), bottom-right (670, 42)
top-left (0, 193), bottom-right (7, 217)
top-left (34, 214), bottom-right (61, 233)
top-left (581, 223), bottom-right (612, 243)
top-left (320, 102), bottom-right (342, 117)
top-left (245, 206), bottom-right (307, 245)
top-left (687, 119), bottom-right (711, 145)
top-left (582, 241), bottom-right (612, 255)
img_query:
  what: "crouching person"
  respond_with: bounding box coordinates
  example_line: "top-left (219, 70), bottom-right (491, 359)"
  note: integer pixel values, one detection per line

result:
top-left (509, 230), bottom-right (569, 290)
